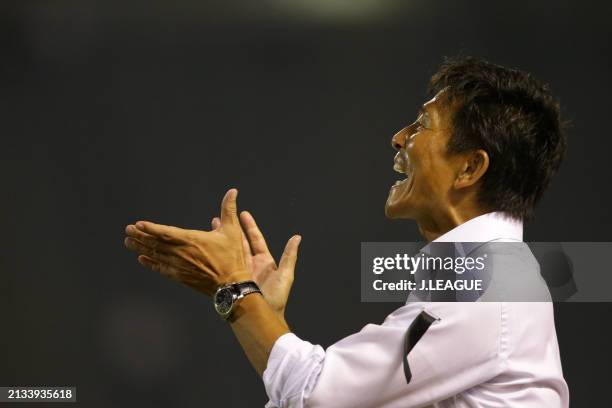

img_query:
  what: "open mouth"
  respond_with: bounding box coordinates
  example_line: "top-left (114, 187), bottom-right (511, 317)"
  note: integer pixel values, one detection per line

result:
top-left (391, 152), bottom-right (412, 189)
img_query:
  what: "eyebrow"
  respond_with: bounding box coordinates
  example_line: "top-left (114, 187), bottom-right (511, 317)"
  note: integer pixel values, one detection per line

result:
top-left (416, 105), bottom-right (434, 128)
top-left (417, 106), bottom-right (431, 124)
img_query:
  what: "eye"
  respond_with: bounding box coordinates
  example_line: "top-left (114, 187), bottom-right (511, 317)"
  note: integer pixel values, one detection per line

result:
top-left (414, 113), bottom-right (428, 131)
top-left (414, 119), bottom-right (427, 132)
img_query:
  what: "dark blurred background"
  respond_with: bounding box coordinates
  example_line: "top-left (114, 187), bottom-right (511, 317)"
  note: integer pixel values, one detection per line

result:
top-left (2, 1), bottom-right (611, 406)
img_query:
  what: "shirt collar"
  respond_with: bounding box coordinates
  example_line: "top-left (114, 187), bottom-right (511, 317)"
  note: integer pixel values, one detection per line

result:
top-left (432, 211), bottom-right (523, 243)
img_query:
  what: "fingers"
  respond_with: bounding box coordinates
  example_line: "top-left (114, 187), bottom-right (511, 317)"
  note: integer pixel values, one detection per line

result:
top-left (138, 255), bottom-right (178, 278)
top-left (138, 255), bottom-right (216, 294)
top-left (240, 211), bottom-right (270, 255)
top-left (240, 228), bottom-right (251, 255)
top-left (212, 214), bottom-right (250, 254)
top-left (214, 214), bottom-right (253, 270)
top-left (134, 221), bottom-right (188, 243)
top-left (137, 255), bottom-right (191, 281)
top-left (125, 237), bottom-right (193, 271)
top-left (125, 225), bottom-right (175, 252)
top-left (215, 209), bottom-right (269, 257)
top-left (220, 188), bottom-right (239, 226)
top-left (278, 235), bottom-right (302, 273)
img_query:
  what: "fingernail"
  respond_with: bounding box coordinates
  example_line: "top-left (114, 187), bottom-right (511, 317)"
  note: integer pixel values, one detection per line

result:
top-left (136, 222), bottom-right (145, 230)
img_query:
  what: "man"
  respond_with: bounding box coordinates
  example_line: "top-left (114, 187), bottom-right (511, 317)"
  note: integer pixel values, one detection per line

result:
top-left (124, 56), bottom-right (569, 407)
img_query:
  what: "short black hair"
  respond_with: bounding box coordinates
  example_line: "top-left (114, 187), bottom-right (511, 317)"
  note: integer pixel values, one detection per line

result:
top-left (429, 56), bottom-right (567, 220)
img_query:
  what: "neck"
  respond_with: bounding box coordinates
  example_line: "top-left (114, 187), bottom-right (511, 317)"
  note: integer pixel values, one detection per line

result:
top-left (416, 206), bottom-right (490, 242)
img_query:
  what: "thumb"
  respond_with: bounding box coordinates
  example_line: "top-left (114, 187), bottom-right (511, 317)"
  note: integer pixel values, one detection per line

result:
top-left (220, 188), bottom-right (239, 226)
top-left (278, 235), bottom-right (302, 274)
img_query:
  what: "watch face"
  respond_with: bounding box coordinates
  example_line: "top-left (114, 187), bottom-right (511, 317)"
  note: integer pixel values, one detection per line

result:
top-left (214, 287), bottom-right (235, 316)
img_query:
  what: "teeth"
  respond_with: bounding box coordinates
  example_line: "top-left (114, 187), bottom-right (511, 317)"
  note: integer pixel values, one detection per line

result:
top-left (393, 162), bottom-right (404, 174)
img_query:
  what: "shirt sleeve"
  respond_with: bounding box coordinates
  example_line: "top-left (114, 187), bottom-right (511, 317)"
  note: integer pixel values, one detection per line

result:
top-left (263, 302), bottom-right (506, 408)
top-left (263, 333), bottom-right (325, 408)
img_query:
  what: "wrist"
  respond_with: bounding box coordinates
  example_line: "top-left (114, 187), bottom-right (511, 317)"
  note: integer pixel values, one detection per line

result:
top-left (213, 280), bottom-right (260, 320)
top-left (229, 294), bottom-right (290, 331)
top-left (219, 271), bottom-right (252, 288)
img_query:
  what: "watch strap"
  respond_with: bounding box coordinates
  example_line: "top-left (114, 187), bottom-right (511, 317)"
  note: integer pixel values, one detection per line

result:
top-left (235, 281), bottom-right (261, 299)
top-left (227, 281), bottom-right (262, 323)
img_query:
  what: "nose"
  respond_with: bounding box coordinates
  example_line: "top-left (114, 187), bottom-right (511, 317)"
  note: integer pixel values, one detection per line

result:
top-left (391, 126), bottom-right (409, 150)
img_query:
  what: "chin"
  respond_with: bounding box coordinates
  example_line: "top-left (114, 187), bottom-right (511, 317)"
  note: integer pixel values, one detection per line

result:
top-left (384, 198), bottom-right (416, 220)
top-left (385, 174), bottom-right (416, 220)
top-left (384, 205), bottom-right (397, 219)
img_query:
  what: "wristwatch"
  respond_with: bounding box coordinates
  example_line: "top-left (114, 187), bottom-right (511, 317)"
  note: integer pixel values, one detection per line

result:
top-left (213, 281), bottom-right (261, 320)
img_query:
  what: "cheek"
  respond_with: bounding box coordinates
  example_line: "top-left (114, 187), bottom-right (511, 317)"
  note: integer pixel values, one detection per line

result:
top-left (413, 138), bottom-right (454, 196)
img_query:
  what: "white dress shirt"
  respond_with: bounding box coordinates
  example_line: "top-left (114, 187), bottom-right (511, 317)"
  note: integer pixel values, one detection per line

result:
top-left (262, 212), bottom-right (569, 407)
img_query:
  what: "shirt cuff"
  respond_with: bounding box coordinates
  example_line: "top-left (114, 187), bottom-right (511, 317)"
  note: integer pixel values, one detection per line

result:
top-left (263, 333), bottom-right (325, 408)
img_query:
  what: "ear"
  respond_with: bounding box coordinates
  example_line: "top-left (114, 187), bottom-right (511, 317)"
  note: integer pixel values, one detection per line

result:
top-left (454, 149), bottom-right (489, 189)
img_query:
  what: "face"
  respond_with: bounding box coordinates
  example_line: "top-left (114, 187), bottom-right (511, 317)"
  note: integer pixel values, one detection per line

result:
top-left (385, 90), bottom-right (462, 222)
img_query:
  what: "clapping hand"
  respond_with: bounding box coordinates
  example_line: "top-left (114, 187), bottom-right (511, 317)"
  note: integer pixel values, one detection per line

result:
top-left (211, 210), bottom-right (301, 320)
top-left (124, 189), bottom-right (302, 321)
top-left (124, 189), bottom-right (251, 296)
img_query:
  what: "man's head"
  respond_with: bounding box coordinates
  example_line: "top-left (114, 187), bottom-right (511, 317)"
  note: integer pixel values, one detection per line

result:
top-left (385, 56), bottom-right (566, 234)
